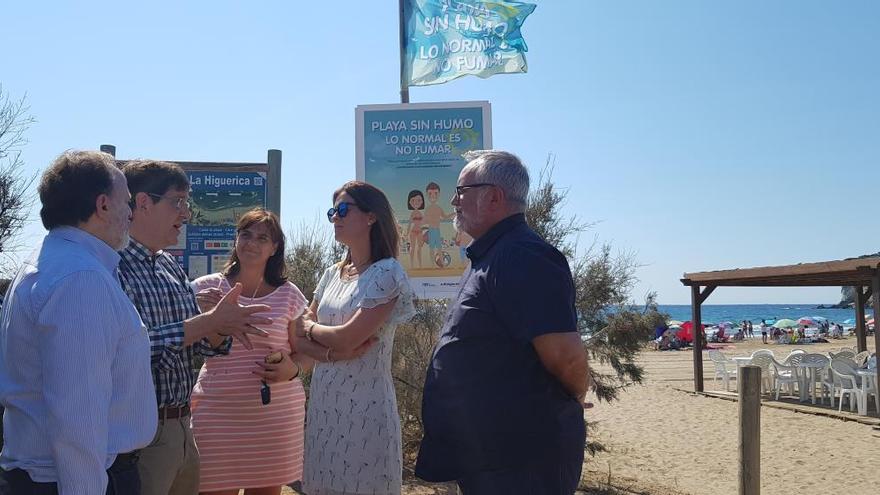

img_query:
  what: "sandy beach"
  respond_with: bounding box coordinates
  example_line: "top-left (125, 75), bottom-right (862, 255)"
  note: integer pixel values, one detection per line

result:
top-left (581, 336), bottom-right (880, 495)
top-left (282, 314), bottom-right (874, 493)
top-left (280, 336), bottom-right (880, 494)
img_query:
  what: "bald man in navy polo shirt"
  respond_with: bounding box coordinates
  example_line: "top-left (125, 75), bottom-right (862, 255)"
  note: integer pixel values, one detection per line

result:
top-left (416, 150), bottom-right (590, 494)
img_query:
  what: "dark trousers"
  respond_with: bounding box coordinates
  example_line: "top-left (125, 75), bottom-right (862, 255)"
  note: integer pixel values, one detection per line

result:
top-left (0, 452), bottom-right (140, 495)
top-left (457, 459), bottom-right (583, 495)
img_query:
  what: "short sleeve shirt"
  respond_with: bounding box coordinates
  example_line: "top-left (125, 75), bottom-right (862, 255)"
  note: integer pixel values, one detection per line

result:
top-left (415, 214), bottom-right (585, 481)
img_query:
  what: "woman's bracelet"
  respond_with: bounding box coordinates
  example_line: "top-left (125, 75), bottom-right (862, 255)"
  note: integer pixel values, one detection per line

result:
top-left (304, 321), bottom-right (316, 342)
top-left (325, 347), bottom-right (333, 363)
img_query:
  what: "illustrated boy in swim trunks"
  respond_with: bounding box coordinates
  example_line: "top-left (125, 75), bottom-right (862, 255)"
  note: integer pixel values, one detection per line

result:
top-left (424, 182), bottom-right (454, 267)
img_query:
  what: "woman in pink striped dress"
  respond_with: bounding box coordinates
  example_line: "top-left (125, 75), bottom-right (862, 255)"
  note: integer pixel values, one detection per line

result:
top-left (190, 209), bottom-right (309, 495)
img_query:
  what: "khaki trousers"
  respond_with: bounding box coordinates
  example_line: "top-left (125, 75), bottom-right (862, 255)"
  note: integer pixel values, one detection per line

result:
top-left (137, 415), bottom-right (200, 495)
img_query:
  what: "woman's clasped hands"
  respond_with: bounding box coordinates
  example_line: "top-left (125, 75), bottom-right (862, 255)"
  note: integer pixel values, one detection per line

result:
top-left (253, 349), bottom-right (300, 383)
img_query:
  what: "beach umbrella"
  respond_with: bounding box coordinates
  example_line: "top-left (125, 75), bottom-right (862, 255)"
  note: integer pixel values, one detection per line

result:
top-left (679, 321), bottom-right (705, 331)
top-left (797, 317), bottom-right (818, 326)
top-left (772, 318), bottom-right (799, 329)
top-left (678, 321), bottom-right (706, 343)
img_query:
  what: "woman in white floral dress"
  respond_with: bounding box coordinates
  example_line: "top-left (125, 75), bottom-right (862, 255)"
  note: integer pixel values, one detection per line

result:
top-left (295, 181), bottom-right (416, 495)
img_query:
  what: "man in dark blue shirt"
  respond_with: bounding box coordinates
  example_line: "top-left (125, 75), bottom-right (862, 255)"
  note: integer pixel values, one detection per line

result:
top-left (416, 150), bottom-right (590, 494)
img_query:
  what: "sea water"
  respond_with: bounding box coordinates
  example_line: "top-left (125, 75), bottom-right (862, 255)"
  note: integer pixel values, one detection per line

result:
top-left (657, 304), bottom-right (873, 325)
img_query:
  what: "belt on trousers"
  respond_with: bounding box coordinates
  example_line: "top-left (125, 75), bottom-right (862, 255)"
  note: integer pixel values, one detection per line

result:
top-left (157, 404), bottom-right (190, 420)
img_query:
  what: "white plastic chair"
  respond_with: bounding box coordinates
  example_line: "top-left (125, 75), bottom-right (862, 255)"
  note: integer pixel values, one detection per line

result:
top-left (864, 370), bottom-right (880, 415)
top-left (838, 359), bottom-right (880, 414)
top-left (830, 359), bottom-right (862, 413)
top-left (771, 354), bottom-right (802, 400)
top-left (830, 349), bottom-right (856, 361)
top-left (820, 362), bottom-right (838, 408)
top-left (800, 353), bottom-right (830, 404)
top-left (785, 349), bottom-right (806, 360)
top-left (748, 352), bottom-right (775, 394)
top-left (708, 350), bottom-right (738, 391)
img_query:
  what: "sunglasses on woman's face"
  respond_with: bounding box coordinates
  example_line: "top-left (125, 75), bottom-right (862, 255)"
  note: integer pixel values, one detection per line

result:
top-left (326, 202), bottom-right (358, 222)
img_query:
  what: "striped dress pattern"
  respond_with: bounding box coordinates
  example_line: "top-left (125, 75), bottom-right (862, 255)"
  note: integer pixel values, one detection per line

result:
top-left (190, 274), bottom-right (307, 491)
top-left (303, 258), bottom-right (416, 495)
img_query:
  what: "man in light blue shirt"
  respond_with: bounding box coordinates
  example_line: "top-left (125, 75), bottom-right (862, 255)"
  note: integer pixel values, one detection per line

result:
top-left (0, 150), bottom-right (157, 494)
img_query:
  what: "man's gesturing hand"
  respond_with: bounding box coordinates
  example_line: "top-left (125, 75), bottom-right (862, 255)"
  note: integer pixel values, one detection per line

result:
top-left (208, 283), bottom-right (272, 349)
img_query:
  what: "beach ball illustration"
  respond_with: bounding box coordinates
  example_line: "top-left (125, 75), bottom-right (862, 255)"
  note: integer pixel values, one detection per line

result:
top-left (434, 251), bottom-right (452, 268)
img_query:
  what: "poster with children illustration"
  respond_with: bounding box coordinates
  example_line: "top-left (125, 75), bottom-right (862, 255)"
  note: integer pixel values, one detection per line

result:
top-left (356, 101), bottom-right (491, 299)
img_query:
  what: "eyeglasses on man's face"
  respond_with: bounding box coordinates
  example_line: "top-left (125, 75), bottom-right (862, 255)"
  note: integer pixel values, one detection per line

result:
top-left (147, 192), bottom-right (192, 212)
top-left (454, 183), bottom-right (494, 198)
top-left (326, 202), bottom-right (360, 222)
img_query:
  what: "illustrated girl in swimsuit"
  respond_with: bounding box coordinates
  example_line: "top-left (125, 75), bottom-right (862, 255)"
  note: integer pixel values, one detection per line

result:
top-left (407, 189), bottom-right (425, 268)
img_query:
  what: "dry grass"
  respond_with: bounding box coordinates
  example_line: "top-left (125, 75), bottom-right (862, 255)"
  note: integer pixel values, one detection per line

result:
top-left (391, 300), bottom-right (445, 464)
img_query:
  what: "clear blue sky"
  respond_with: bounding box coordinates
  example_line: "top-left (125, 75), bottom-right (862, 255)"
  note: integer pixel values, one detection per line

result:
top-left (2, 1), bottom-right (878, 304)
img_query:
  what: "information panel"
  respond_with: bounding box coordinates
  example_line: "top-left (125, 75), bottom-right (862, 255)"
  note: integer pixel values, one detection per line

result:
top-left (171, 170), bottom-right (268, 278)
top-left (356, 101), bottom-right (492, 299)
top-left (105, 145), bottom-right (281, 281)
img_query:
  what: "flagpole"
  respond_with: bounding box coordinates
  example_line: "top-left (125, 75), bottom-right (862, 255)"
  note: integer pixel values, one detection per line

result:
top-left (398, 0), bottom-right (410, 103)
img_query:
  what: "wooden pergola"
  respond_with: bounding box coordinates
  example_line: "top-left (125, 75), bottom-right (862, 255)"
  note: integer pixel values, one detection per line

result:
top-left (681, 256), bottom-right (880, 393)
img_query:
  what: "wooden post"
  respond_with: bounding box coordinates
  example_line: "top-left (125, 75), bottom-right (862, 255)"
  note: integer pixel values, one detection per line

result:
top-left (100, 144), bottom-right (116, 157)
top-left (692, 285), bottom-right (704, 392)
top-left (855, 286), bottom-right (868, 352)
top-left (739, 365), bottom-right (761, 495)
top-left (266, 149), bottom-right (282, 218)
top-left (691, 285), bottom-right (715, 392)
